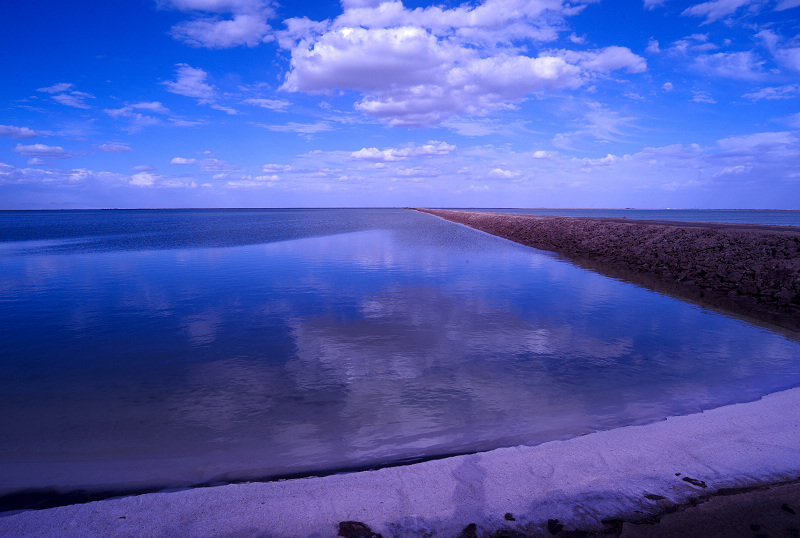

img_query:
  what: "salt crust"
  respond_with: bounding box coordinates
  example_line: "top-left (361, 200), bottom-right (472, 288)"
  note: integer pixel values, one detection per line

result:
top-left (1, 385), bottom-right (799, 536)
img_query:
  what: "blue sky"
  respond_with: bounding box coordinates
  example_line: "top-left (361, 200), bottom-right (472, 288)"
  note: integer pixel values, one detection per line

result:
top-left (1, 0), bottom-right (799, 209)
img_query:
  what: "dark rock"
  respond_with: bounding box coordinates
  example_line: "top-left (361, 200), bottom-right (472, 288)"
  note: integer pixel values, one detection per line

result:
top-left (338, 521), bottom-right (382, 538)
top-left (644, 493), bottom-right (666, 501)
top-left (682, 477), bottom-right (707, 488)
top-left (504, 512), bottom-right (515, 521)
top-left (547, 518), bottom-right (564, 534)
top-left (783, 503), bottom-right (797, 514)
top-left (458, 523), bottom-right (478, 538)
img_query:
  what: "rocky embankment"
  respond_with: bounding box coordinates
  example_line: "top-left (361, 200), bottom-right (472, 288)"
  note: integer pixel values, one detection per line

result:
top-left (417, 209), bottom-right (800, 332)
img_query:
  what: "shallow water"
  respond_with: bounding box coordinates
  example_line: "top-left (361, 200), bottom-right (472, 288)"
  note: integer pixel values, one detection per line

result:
top-left (1, 208), bottom-right (799, 497)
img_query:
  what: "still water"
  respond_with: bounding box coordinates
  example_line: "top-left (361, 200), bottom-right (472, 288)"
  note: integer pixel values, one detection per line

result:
top-left (1, 209), bottom-right (799, 497)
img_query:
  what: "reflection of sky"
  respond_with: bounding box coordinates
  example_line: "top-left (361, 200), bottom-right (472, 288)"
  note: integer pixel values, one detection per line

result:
top-left (1, 209), bottom-right (800, 493)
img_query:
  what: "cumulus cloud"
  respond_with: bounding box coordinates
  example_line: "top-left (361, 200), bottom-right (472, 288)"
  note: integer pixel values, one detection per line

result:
top-left (129, 169), bottom-right (199, 188)
top-left (171, 157), bottom-right (197, 164)
top-left (12, 143), bottom-right (73, 159)
top-left (349, 141), bottom-right (455, 162)
top-left (163, 0), bottom-right (275, 48)
top-left (262, 163), bottom-right (292, 172)
top-left (130, 172), bottom-right (156, 186)
top-left (279, 1), bottom-right (647, 127)
top-left (97, 143), bottom-right (133, 152)
top-left (0, 125), bottom-right (39, 139)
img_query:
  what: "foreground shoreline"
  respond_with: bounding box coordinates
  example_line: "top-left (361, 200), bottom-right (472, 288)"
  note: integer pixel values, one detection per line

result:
top-left (416, 208), bottom-right (800, 333)
top-left (2, 385), bottom-right (800, 536)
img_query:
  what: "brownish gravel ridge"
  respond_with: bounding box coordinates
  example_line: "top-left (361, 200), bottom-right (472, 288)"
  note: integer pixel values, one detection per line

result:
top-left (416, 209), bottom-right (800, 334)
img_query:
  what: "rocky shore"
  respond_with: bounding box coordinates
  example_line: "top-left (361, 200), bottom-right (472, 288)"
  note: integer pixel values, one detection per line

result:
top-left (417, 209), bottom-right (800, 333)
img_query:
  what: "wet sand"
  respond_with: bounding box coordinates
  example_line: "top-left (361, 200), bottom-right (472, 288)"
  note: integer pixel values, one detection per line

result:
top-left (416, 208), bottom-right (800, 333)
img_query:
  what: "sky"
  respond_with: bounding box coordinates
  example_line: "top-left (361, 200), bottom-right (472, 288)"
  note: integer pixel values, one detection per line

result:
top-left (1, 0), bottom-right (799, 209)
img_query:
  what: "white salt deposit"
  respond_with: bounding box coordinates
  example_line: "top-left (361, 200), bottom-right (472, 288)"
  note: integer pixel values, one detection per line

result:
top-left (2, 385), bottom-right (800, 536)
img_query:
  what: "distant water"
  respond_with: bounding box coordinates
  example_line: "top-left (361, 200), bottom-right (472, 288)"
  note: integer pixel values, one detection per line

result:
top-left (2, 208), bottom-right (800, 501)
top-left (463, 208), bottom-right (800, 226)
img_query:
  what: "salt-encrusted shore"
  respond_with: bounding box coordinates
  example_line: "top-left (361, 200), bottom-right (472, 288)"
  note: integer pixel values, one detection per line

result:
top-left (417, 208), bottom-right (800, 332)
top-left (1, 386), bottom-right (800, 536)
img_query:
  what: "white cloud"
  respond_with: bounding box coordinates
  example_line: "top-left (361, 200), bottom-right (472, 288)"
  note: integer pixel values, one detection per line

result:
top-left (172, 13), bottom-right (273, 48)
top-left (104, 107), bottom-right (162, 133)
top-left (132, 164), bottom-right (157, 172)
top-left (559, 46), bottom-right (647, 74)
top-left (12, 143), bottom-right (73, 159)
top-left (646, 38), bottom-right (660, 54)
top-left (644, 0), bottom-right (667, 9)
top-left (279, 2), bottom-right (646, 127)
top-left (581, 153), bottom-right (618, 166)
top-left (0, 125), bottom-right (39, 139)
top-left (555, 104), bottom-right (638, 148)
top-left (243, 98), bottom-right (291, 111)
top-left (692, 90), bottom-right (716, 103)
top-left (716, 131), bottom-right (795, 150)
top-left (130, 172), bottom-right (156, 186)
top-left (163, 64), bottom-right (238, 113)
top-left (171, 157), bottom-right (197, 164)
top-left (129, 170), bottom-right (198, 188)
top-left (131, 101), bottom-right (170, 114)
top-left (97, 143), bottom-right (133, 152)
top-left (262, 164), bottom-right (292, 172)
top-left (164, 64), bottom-right (216, 102)
top-left (693, 51), bottom-right (764, 79)
top-left (489, 168), bottom-right (520, 178)
top-left (743, 84), bottom-right (800, 100)
top-left (682, 0), bottom-right (756, 24)
top-left (210, 104), bottom-right (238, 114)
top-left (349, 141), bottom-right (455, 162)
top-left (36, 82), bottom-right (73, 94)
top-left (757, 29), bottom-right (800, 74)
top-left (163, 0), bottom-right (275, 48)
top-left (258, 121), bottom-right (334, 134)
top-left (51, 92), bottom-right (94, 109)
top-left (662, 82), bottom-right (674, 91)
top-left (27, 158), bottom-right (47, 166)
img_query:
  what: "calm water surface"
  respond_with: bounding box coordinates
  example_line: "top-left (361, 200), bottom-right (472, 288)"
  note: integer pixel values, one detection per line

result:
top-left (1, 208), bottom-right (799, 497)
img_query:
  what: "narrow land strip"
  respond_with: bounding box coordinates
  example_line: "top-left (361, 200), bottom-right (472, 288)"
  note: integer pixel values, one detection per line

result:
top-left (416, 208), bottom-right (800, 334)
